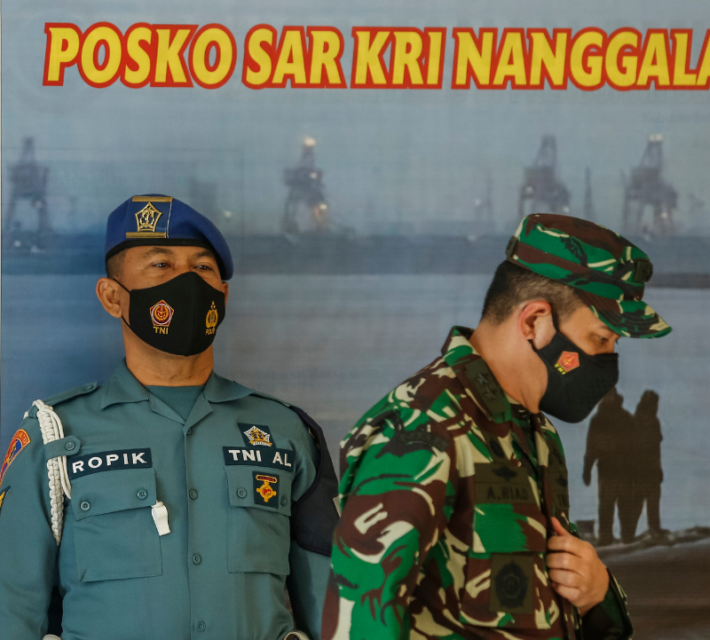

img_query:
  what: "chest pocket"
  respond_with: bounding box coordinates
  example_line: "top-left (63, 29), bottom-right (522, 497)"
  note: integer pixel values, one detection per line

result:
top-left (225, 466), bottom-right (293, 575)
top-left (472, 462), bottom-right (547, 554)
top-left (462, 462), bottom-right (555, 631)
top-left (69, 468), bottom-right (162, 582)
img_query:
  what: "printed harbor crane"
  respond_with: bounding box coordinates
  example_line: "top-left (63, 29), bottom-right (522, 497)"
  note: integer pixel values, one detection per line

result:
top-left (283, 137), bottom-right (329, 234)
top-left (622, 134), bottom-right (677, 237)
top-left (5, 138), bottom-right (50, 247)
top-left (518, 135), bottom-right (571, 218)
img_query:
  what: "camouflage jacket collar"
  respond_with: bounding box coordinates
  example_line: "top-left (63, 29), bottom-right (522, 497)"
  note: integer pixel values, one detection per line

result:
top-left (441, 325), bottom-right (546, 468)
top-left (441, 326), bottom-right (514, 425)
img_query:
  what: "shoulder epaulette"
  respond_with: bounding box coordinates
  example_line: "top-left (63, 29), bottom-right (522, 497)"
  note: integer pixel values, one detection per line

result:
top-left (46, 381), bottom-right (99, 405)
top-left (25, 383), bottom-right (98, 419)
top-left (250, 390), bottom-right (292, 407)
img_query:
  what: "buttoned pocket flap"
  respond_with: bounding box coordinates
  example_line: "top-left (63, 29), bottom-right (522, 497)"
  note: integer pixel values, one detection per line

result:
top-left (69, 468), bottom-right (162, 582)
top-left (224, 466), bottom-right (292, 575)
top-left (71, 468), bottom-right (157, 521)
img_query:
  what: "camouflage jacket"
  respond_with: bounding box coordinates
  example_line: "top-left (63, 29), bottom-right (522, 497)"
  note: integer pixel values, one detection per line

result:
top-left (323, 326), bottom-right (632, 640)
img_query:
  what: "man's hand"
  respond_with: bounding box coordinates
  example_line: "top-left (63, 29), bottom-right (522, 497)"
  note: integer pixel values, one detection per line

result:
top-left (547, 517), bottom-right (609, 615)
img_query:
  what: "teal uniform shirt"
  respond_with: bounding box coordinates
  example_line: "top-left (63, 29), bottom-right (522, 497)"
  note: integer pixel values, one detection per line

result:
top-left (0, 361), bottom-right (331, 640)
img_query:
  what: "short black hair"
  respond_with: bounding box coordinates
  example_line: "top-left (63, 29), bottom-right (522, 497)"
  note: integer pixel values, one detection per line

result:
top-left (106, 250), bottom-right (126, 280)
top-left (481, 261), bottom-right (583, 324)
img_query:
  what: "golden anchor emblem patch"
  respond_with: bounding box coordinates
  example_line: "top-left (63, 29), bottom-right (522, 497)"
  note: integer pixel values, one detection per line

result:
top-left (243, 426), bottom-right (273, 447)
top-left (150, 300), bottom-right (174, 334)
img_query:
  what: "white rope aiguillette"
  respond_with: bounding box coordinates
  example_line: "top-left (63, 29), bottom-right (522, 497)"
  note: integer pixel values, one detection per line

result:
top-left (24, 400), bottom-right (72, 545)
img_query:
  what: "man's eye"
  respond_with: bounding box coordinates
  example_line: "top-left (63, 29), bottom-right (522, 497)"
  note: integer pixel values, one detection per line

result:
top-left (153, 262), bottom-right (169, 268)
top-left (195, 264), bottom-right (213, 271)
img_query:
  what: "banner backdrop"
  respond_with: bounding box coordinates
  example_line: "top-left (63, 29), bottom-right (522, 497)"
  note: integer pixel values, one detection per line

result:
top-left (3, 1), bottom-right (710, 638)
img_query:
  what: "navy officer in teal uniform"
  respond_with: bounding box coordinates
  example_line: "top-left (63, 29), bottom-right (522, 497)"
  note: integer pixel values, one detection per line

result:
top-left (0, 194), bottom-right (339, 640)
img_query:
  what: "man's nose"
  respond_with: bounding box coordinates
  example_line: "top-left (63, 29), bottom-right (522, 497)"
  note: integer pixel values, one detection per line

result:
top-left (172, 262), bottom-right (193, 276)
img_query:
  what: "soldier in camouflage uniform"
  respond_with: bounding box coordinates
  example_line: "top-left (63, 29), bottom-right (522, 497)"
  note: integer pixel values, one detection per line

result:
top-left (323, 214), bottom-right (671, 640)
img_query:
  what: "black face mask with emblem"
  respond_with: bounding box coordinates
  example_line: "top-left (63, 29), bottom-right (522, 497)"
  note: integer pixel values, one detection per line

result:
top-left (116, 271), bottom-right (225, 357)
top-left (531, 330), bottom-right (619, 424)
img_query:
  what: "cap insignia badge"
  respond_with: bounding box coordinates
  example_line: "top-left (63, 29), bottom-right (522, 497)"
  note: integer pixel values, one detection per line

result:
top-left (126, 202), bottom-right (167, 239)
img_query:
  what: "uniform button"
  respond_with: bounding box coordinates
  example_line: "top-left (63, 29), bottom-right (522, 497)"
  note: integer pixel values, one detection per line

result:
top-left (186, 428), bottom-right (193, 436)
top-left (189, 489), bottom-right (198, 500)
top-left (83, 383), bottom-right (95, 391)
top-left (136, 489), bottom-right (148, 500)
top-left (80, 501), bottom-right (91, 511)
top-left (236, 487), bottom-right (247, 499)
top-left (197, 621), bottom-right (207, 632)
top-left (64, 441), bottom-right (76, 451)
top-left (280, 495), bottom-right (288, 507)
top-left (192, 553), bottom-right (202, 565)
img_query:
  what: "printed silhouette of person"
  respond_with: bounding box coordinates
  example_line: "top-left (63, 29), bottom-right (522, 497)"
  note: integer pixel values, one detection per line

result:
top-left (630, 390), bottom-right (663, 536)
top-left (583, 388), bottom-right (636, 545)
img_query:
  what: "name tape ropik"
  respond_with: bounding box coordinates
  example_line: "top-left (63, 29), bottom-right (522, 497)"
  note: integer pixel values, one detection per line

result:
top-left (43, 24), bottom-right (710, 91)
top-left (223, 447), bottom-right (294, 472)
top-left (68, 448), bottom-right (153, 479)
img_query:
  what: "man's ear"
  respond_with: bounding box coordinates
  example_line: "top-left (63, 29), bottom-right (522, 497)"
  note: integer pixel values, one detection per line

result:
top-left (518, 300), bottom-right (555, 346)
top-left (96, 277), bottom-right (125, 319)
top-left (222, 281), bottom-right (229, 304)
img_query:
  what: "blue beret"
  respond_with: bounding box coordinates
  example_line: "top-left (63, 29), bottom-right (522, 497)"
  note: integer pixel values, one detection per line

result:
top-left (104, 195), bottom-right (233, 280)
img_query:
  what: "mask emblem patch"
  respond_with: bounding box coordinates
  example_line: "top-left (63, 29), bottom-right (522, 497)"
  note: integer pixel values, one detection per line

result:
top-left (555, 351), bottom-right (580, 375)
top-left (206, 301), bottom-right (218, 335)
top-left (150, 300), bottom-right (174, 333)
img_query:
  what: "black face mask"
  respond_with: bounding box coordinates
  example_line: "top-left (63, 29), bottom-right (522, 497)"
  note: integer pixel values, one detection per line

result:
top-left (116, 271), bottom-right (226, 357)
top-left (531, 330), bottom-right (619, 423)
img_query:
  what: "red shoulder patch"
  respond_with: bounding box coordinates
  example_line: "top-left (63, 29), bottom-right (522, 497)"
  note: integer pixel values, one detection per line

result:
top-left (0, 429), bottom-right (31, 484)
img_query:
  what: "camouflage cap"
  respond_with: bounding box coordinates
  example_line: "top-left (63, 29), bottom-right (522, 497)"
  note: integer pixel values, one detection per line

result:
top-left (506, 214), bottom-right (671, 338)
